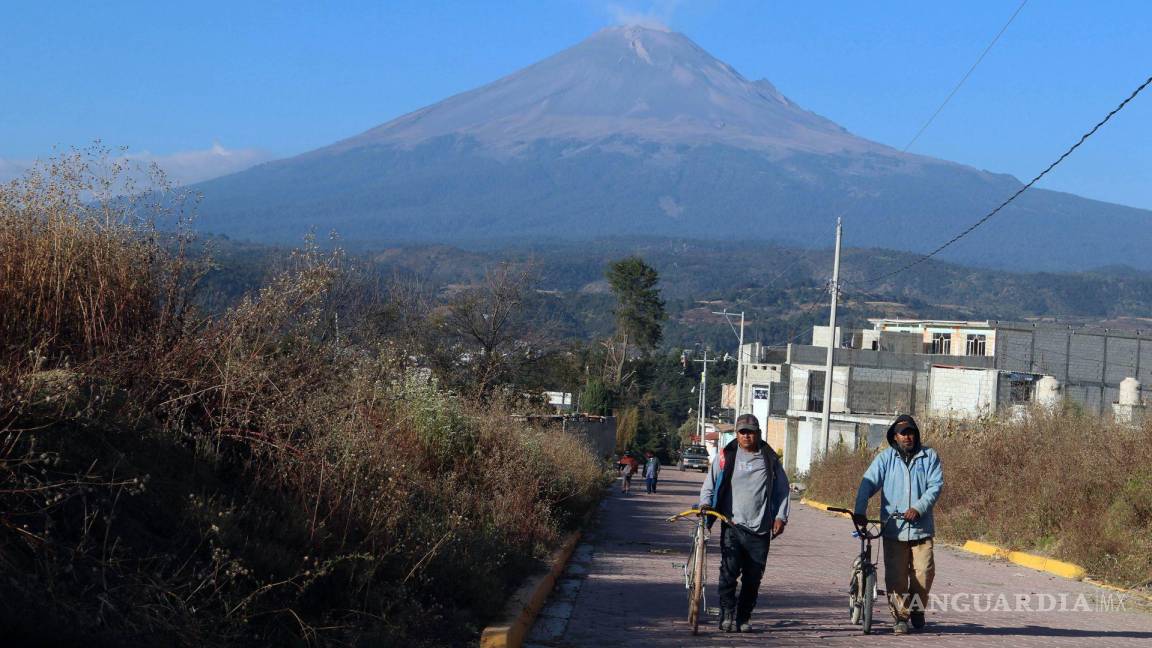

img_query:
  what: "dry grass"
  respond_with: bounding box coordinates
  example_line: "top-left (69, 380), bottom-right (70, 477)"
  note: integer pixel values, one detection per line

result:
top-left (806, 411), bottom-right (1152, 588)
top-left (0, 146), bottom-right (199, 370)
top-left (0, 149), bottom-right (606, 646)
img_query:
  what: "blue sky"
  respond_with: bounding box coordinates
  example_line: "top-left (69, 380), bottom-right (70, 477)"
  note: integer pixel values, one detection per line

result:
top-left (2, 1), bottom-right (1150, 210)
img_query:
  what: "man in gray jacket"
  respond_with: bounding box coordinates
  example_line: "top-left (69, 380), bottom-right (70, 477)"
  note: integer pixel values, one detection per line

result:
top-left (698, 413), bottom-right (790, 633)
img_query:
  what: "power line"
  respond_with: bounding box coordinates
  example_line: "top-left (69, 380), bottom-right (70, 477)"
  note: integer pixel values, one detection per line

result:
top-left (860, 72), bottom-right (1152, 288)
top-left (902, 0), bottom-right (1030, 153)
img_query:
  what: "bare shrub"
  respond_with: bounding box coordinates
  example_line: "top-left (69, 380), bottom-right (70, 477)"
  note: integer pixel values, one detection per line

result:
top-left (1, 152), bottom-right (607, 646)
top-left (0, 145), bottom-right (200, 369)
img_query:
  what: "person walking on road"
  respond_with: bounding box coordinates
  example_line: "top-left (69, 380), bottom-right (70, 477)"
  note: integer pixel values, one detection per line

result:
top-left (698, 413), bottom-right (790, 633)
top-left (619, 453), bottom-right (637, 494)
top-left (643, 450), bottom-right (661, 494)
top-left (853, 414), bottom-right (944, 635)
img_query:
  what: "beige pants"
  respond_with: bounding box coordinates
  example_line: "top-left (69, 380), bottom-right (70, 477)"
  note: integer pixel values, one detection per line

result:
top-left (882, 537), bottom-right (935, 621)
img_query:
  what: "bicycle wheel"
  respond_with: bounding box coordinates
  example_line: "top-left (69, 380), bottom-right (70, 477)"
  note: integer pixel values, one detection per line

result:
top-left (687, 524), bottom-right (706, 634)
top-left (848, 569), bottom-right (862, 624)
top-left (861, 569), bottom-right (876, 634)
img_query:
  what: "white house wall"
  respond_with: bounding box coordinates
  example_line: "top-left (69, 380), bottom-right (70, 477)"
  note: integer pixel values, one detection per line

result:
top-left (929, 366), bottom-right (998, 419)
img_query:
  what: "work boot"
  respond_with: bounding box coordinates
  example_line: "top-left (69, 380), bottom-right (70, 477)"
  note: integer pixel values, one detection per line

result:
top-left (893, 620), bottom-right (910, 635)
top-left (910, 611), bottom-right (925, 630)
top-left (718, 607), bottom-right (736, 632)
top-left (735, 608), bottom-right (753, 633)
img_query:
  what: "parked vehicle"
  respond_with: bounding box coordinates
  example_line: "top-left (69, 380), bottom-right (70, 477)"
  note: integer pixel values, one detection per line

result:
top-left (679, 446), bottom-right (710, 472)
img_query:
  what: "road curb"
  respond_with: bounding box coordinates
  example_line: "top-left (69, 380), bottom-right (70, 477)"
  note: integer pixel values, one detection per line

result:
top-left (799, 497), bottom-right (849, 516)
top-left (479, 530), bottom-right (582, 648)
top-left (801, 500), bottom-right (1090, 581)
top-left (959, 540), bottom-right (1087, 580)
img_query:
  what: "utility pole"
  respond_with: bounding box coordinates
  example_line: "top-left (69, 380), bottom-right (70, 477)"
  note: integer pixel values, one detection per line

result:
top-left (694, 351), bottom-right (716, 445)
top-left (711, 309), bottom-right (746, 438)
top-left (820, 218), bottom-right (843, 455)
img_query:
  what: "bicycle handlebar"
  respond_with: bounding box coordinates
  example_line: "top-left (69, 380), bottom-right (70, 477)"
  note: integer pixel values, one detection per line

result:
top-left (827, 506), bottom-right (903, 539)
top-left (826, 506), bottom-right (881, 524)
top-left (667, 508), bottom-right (732, 526)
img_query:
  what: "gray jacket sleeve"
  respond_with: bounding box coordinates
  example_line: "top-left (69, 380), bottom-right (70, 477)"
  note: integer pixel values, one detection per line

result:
top-left (698, 455), bottom-right (719, 508)
top-left (773, 462), bottom-right (791, 521)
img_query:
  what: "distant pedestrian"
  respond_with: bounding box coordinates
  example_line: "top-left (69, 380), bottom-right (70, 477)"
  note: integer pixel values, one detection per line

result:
top-left (619, 454), bottom-right (638, 493)
top-left (853, 414), bottom-right (944, 634)
top-left (698, 414), bottom-right (790, 633)
top-left (643, 451), bottom-right (661, 493)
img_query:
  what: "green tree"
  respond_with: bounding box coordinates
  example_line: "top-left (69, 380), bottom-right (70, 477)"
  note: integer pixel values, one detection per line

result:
top-left (605, 256), bottom-right (666, 383)
top-left (580, 377), bottom-right (612, 416)
top-left (677, 418), bottom-right (698, 447)
top-left (616, 406), bottom-right (639, 452)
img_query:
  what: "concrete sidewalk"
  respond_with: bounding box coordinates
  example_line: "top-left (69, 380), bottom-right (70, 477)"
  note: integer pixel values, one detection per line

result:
top-left (527, 468), bottom-right (1152, 647)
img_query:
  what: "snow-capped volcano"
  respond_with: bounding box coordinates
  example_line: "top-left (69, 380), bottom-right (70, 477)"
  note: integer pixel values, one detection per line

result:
top-left (332, 26), bottom-right (859, 153)
top-left (189, 26), bottom-right (1152, 270)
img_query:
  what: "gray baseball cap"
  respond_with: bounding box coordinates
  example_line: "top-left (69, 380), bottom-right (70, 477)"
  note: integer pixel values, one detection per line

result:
top-left (735, 413), bottom-right (761, 433)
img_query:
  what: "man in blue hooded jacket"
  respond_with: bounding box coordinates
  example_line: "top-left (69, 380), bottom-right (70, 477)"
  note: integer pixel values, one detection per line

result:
top-left (853, 414), bottom-right (943, 634)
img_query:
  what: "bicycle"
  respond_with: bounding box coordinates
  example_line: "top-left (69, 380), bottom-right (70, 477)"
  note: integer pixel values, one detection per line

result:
top-left (827, 507), bottom-right (892, 634)
top-left (666, 508), bottom-right (730, 635)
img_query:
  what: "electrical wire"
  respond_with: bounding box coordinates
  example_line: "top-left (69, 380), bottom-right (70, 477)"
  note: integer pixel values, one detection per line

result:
top-left (860, 73), bottom-right (1152, 287)
top-left (902, 0), bottom-right (1030, 153)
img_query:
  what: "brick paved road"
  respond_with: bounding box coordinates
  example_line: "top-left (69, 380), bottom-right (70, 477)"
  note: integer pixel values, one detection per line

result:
top-left (527, 468), bottom-right (1152, 647)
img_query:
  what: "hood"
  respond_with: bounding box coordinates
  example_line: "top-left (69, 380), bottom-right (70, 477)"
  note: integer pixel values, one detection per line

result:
top-left (886, 414), bottom-right (922, 453)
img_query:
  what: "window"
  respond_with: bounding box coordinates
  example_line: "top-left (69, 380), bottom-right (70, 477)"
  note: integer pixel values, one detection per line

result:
top-left (930, 333), bottom-right (951, 355)
top-left (966, 334), bottom-right (987, 356)
top-left (806, 370), bottom-right (825, 412)
top-left (753, 387), bottom-right (769, 401)
top-left (1010, 380), bottom-right (1033, 403)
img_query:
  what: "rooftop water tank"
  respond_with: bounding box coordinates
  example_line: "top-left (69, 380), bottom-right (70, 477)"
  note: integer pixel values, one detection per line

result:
top-left (1036, 375), bottom-right (1061, 409)
top-left (1119, 377), bottom-right (1141, 406)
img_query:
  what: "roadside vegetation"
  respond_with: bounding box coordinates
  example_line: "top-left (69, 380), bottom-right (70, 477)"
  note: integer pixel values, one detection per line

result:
top-left (0, 149), bottom-right (604, 646)
top-left (805, 410), bottom-right (1152, 588)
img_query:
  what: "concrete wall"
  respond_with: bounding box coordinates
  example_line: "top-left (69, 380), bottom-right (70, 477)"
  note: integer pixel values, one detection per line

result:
top-left (562, 416), bottom-right (617, 460)
top-left (928, 366), bottom-right (998, 419)
top-left (994, 324), bottom-right (1152, 414)
top-left (790, 367), bottom-right (810, 412)
top-left (812, 326), bottom-right (844, 347)
top-left (848, 366), bottom-right (915, 414)
top-left (765, 416), bottom-right (787, 455)
top-left (789, 364), bottom-right (849, 413)
top-left (720, 383), bottom-right (737, 409)
top-left (738, 362), bottom-right (784, 414)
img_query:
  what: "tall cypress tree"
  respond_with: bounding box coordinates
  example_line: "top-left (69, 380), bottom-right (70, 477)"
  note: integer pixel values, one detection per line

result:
top-left (606, 256), bottom-right (666, 383)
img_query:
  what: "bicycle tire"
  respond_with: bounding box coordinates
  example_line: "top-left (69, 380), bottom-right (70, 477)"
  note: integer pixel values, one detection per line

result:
top-left (849, 569), bottom-right (861, 624)
top-left (861, 570), bottom-right (876, 634)
top-left (688, 523), bottom-right (706, 634)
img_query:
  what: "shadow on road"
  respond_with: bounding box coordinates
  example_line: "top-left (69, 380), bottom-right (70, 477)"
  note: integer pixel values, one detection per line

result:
top-left (929, 623), bottom-right (1152, 639)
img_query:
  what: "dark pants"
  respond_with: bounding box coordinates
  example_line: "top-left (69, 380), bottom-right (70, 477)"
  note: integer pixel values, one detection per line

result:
top-left (718, 524), bottom-right (771, 622)
top-left (645, 477), bottom-right (656, 493)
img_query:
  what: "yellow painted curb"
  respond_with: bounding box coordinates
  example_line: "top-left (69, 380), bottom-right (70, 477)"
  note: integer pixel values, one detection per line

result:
top-left (800, 498), bottom-right (851, 517)
top-left (1007, 551), bottom-right (1086, 581)
top-left (959, 540), bottom-right (1086, 581)
top-left (962, 540), bottom-right (1006, 557)
top-left (479, 530), bottom-right (582, 648)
